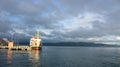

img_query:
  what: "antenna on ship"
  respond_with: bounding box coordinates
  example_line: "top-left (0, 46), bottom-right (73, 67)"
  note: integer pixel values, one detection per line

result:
top-left (36, 29), bottom-right (40, 39)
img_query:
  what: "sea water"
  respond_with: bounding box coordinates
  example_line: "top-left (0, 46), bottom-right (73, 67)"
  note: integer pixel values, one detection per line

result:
top-left (0, 46), bottom-right (120, 67)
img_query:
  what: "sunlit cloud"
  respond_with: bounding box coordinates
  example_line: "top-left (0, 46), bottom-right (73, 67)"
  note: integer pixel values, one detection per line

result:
top-left (0, 0), bottom-right (120, 44)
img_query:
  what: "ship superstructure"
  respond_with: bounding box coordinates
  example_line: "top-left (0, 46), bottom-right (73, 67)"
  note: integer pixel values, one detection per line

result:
top-left (30, 30), bottom-right (42, 50)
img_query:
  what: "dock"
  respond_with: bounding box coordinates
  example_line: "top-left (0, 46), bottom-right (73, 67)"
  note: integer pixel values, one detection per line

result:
top-left (0, 45), bottom-right (31, 50)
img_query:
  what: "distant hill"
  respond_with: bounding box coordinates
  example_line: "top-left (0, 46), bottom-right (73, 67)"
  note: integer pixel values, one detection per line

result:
top-left (43, 42), bottom-right (120, 47)
top-left (15, 41), bottom-right (120, 47)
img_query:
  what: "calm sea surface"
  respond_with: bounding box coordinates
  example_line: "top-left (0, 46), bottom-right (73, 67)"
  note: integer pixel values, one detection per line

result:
top-left (1, 46), bottom-right (120, 67)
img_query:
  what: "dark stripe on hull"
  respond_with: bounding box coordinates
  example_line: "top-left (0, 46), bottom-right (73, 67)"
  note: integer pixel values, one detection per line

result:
top-left (32, 47), bottom-right (42, 50)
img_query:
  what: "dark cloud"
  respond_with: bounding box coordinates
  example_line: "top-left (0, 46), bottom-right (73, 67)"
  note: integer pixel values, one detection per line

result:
top-left (0, 0), bottom-right (120, 43)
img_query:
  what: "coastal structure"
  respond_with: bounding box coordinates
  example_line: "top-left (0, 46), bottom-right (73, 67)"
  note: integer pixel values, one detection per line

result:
top-left (0, 30), bottom-right (42, 50)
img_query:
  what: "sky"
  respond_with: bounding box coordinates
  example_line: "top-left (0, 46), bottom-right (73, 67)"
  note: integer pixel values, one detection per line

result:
top-left (0, 0), bottom-right (120, 44)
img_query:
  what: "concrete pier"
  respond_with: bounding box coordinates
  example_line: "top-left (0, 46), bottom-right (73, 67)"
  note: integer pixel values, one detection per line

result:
top-left (0, 46), bottom-right (9, 49)
top-left (0, 46), bottom-right (31, 51)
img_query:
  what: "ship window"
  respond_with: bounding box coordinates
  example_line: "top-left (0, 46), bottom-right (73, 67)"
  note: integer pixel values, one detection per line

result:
top-left (35, 43), bottom-right (37, 45)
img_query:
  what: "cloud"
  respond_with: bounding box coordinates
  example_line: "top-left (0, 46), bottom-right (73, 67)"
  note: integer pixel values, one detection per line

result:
top-left (0, 0), bottom-right (120, 44)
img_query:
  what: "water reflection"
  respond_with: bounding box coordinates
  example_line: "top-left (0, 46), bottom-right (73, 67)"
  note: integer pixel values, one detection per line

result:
top-left (29, 50), bottom-right (41, 67)
top-left (6, 50), bottom-right (41, 67)
top-left (7, 50), bottom-right (13, 67)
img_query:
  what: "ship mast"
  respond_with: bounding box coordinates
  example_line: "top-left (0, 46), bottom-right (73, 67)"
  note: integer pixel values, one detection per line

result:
top-left (36, 30), bottom-right (40, 39)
